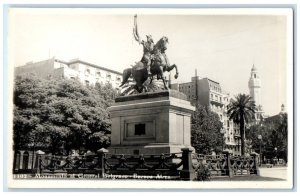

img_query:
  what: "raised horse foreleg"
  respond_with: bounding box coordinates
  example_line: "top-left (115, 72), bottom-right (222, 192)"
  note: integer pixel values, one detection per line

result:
top-left (157, 66), bottom-right (168, 89)
top-left (165, 64), bottom-right (178, 79)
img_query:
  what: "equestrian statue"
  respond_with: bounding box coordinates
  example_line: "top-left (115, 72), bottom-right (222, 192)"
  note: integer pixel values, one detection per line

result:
top-left (120, 15), bottom-right (179, 95)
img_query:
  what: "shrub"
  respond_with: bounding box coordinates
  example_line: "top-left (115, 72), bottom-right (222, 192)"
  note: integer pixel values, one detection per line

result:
top-left (195, 162), bottom-right (211, 181)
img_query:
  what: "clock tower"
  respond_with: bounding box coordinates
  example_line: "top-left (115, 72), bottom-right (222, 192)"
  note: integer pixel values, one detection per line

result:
top-left (248, 64), bottom-right (264, 122)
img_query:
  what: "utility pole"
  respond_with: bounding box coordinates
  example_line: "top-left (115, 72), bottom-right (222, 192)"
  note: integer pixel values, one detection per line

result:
top-left (258, 134), bottom-right (262, 166)
top-left (195, 69), bottom-right (198, 103)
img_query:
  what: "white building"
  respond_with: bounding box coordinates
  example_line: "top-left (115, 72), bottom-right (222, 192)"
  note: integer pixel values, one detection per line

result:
top-left (15, 58), bottom-right (123, 89)
top-left (248, 64), bottom-right (264, 122)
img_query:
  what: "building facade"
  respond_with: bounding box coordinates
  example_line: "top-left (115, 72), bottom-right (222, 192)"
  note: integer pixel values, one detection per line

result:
top-left (15, 58), bottom-right (123, 89)
top-left (248, 64), bottom-right (264, 122)
top-left (171, 76), bottom-right (241, 155)
top-left (264, 104), bottom-right (287, 123)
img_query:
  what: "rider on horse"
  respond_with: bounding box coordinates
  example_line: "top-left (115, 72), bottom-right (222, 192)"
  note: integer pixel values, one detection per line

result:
top-left (133, 15), bottom-right (154, 74)
top-left (141, 35), bottom-right (154, 69)
top-left (119, 15), bottom-right (179, 95)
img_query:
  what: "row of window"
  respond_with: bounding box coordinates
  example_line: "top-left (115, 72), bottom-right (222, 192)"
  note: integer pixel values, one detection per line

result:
top-left (210, 94), bottom-right (229, 102)
top-left (210, 93), bottom-right (229, 102)
top-left (226, 136), bottom-right (241, 144)
top-left (84, 79), bottom-right (120, 86)
top-left (84, 69), bottom-right (121, 81)
top-left (209, 84), bottom-right (221, 92)
top-left (68, 64), bottom-right (122, 81)
top-left (178, 84), bottom-right (195, 93)
top-left (68, 76), bottom-right (120, 87)
top-left (226, 137), bottom-right (232, 142)
top-left (178, 85), bottom-right (230, 104)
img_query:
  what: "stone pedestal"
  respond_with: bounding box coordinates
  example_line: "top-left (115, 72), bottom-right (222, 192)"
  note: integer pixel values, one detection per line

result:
top-left (108, 90), bottom-right (195, 155)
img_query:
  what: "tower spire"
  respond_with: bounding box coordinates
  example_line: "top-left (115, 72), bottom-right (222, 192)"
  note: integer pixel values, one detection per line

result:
top-left (248, 65), bottom-right (264, 122)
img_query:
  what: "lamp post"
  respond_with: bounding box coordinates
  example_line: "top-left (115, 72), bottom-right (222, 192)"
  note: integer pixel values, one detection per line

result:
top-left (259, 116), bottom-right (264, 166)
top-left (31, 139), bottom-right (35, 170)
top-left (28, 137), bottom-right (35, 171)
top-left (274, 147), bottom-right (278, 165)
top-left (258, 134), bottom-right (262, 166)
top-left (220, 128), bottom-right (225, 151)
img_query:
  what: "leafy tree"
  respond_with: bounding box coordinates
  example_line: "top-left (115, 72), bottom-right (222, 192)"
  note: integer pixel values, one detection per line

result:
top-left (13, 74), bottom-right (54, 169)
top-left (278, 113), bottom-right (288, 140)
top-left (246, 113), bottom-right (288, 163)
top-left (94, 82), bottom-right (119, 106)
top-left (227, 94), bottom-right (256, 156)
top-left (277, 113), bottom-right (288, 162)
top-left (191, 105), bottom-right (223, 154)
top-left (245, 124), bottom-right (264, 154)
top-left (13, 75), bottom-right (114, 158)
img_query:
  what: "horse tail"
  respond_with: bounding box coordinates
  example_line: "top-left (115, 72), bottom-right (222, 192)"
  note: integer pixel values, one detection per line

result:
top-left (120, 68), bottom-right (132, 87)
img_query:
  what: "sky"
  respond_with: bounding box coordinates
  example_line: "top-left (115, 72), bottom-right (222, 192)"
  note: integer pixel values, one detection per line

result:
top-left (9, 8), bottom-right (292, 116)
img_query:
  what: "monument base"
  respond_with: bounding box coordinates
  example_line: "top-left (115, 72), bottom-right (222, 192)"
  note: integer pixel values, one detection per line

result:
top-left (108, 90), bottom-right (195, 155)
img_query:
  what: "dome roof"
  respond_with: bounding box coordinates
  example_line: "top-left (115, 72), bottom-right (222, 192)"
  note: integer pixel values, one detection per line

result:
top-left (251, 64), bottom-right (257, 72)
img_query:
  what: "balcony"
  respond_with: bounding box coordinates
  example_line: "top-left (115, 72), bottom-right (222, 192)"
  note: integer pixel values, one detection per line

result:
top-left (210, 99), bottom-right (224, 107)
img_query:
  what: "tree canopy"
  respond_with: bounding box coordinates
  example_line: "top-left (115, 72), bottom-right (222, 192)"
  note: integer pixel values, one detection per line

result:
top-left (191, 105), bottom-right (223, 154)
top-left (246, 113), bottom-right (288, 163)
top-left (13, 74), bottom-right (118, 155)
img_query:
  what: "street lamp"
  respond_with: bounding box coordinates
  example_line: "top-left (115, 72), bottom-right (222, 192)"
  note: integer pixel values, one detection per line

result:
top-left (258, 134), bottom-right (262, 166)
top-left (258, 117), bottom-right (264, 165)
top-left (220, 128), bottom-right (225, 151)
top-left (28, 138), bottom-right (35, 171)
top-left (274, 147), bottom-right (278, 165)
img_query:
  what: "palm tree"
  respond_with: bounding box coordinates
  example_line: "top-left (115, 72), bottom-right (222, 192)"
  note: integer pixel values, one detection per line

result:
top-left (227, 94), bottom-right (256, 156)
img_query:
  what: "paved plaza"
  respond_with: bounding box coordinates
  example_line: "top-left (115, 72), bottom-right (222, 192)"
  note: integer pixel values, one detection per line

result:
top-left (211, 167), bottom-right (288, 181)
top-left (259, 167), bottom-right (288, 180)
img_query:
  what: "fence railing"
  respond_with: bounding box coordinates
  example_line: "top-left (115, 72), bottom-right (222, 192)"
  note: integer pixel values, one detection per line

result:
top-left (192, 151), bottom-right (259, 178)
top-left (104, 153), bottom-right (183, 179)
top-left (230, 155), bottom-right (259, 176)
top-left (16, 148), bottom-right (260, 180)
top-left (38, 154), bottom-right (102, 175)
top-left (192, 154), bottom-right (228, 177)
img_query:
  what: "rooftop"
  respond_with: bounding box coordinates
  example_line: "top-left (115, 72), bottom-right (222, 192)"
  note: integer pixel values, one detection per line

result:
top-left (19, 58), bottom-right (123, 75)
top-left (66, 59), bottom-right (122, 75)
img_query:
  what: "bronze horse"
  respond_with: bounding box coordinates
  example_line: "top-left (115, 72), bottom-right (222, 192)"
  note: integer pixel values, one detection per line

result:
top-left (120, 36), bottom-right (178, 93)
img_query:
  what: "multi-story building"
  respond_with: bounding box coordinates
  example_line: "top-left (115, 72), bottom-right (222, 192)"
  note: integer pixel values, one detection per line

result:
top-left (15, 58), bottom-right (123, 89)
top-left (171, 75), bottom-right (241, 155)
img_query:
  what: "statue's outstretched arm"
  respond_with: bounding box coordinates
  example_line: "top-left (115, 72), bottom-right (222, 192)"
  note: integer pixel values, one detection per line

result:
top-left (133, 15), bottom-right (142, 44)
top-left (133, 28), bottom-right (141, 44)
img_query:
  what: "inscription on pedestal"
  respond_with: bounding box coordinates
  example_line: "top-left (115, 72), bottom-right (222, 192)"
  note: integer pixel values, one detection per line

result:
top-left (135, 124), bottom-right (146, 135)
top-left (123, 116), bottom-right (156, 144)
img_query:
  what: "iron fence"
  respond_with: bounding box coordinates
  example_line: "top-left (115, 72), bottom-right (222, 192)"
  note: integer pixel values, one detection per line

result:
top-left (14, 149), bottom-right (259, 180)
